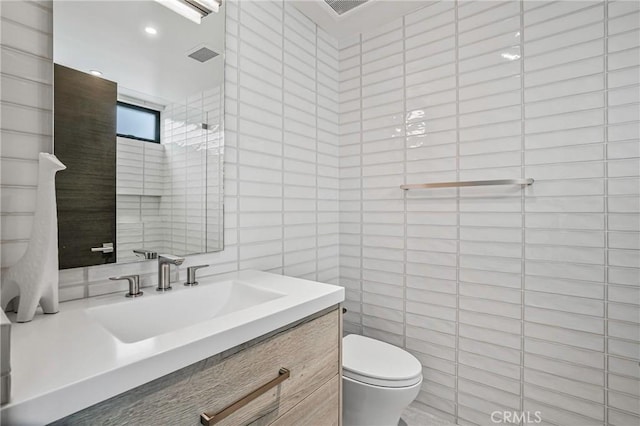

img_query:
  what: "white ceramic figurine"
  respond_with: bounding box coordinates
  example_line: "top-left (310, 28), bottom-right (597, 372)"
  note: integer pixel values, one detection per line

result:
top-left (1, 153), bottom-right (66, 322)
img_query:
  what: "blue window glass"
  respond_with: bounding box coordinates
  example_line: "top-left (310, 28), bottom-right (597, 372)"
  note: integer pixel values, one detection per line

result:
top-left (116, 102), bottom-right (160, 143)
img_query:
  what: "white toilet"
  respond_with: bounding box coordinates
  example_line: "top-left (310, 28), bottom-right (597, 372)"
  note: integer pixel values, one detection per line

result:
top-left (342, 334), bottom-right (423, 426)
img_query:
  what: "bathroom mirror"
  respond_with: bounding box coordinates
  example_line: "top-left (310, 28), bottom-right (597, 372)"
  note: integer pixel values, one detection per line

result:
top-left (53, 0), bottom-right (224, 269)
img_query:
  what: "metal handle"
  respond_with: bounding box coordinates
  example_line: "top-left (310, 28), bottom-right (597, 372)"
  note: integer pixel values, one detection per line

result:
top-left (200, 368), bottom-right (290, 426)
top-left (401, 178), bottom-right (534, 190)
top-left (109, 275), bottom-right (143, 298)
top-left (91, 242), bottom-right (114, 253)
top-left (185, 264), bottom-right (210, 286)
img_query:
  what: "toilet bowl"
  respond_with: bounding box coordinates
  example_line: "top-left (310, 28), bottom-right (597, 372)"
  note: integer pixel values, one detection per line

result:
top-left (342, 334), bottom-right (423, 426)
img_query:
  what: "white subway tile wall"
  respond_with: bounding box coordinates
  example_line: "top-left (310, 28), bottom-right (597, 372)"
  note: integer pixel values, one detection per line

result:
top-left (116, 138), bottom-right (166, 262)
top-left (0, 1), bottom-right (53, 270)
top-left (339, 1), bottom-right (639, 425)
top-left (0, 0), bottom-right (340, 300)
top-left (160, 90), bottom-right (222, 257)
top-left (227, 0), bottom-right (340, 281)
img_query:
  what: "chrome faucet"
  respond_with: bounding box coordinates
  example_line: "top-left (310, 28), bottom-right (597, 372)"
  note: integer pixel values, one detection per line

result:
top-left (133, 249), bottom-right (158, 260)
top-left (157, 254), bottom-right (185, 291)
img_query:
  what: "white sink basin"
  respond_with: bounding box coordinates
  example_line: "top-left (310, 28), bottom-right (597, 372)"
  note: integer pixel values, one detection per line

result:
top-left (86, 280), bottom-right (285, 343)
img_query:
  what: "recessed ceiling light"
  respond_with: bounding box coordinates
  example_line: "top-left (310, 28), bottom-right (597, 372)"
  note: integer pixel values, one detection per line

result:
top-left (89, 70), bottom-right (102, 76)
top-left (145, 26), bottom-right (157, 35)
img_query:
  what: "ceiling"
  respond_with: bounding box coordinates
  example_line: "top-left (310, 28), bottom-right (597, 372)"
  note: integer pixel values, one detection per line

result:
top-left (292, 0), bottom-right (429, 39)
top-left (52, 0), bottom-right (429, 102)
top-left (53, 1), bottom-right (225, 107)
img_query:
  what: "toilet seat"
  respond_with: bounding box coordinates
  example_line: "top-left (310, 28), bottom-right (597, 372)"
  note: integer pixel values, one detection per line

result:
top-left (343, 334), bottom-right (422, 388)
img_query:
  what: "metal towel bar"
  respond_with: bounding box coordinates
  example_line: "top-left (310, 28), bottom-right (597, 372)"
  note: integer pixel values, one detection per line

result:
top-left (401, 178), bottom-right (534, 190)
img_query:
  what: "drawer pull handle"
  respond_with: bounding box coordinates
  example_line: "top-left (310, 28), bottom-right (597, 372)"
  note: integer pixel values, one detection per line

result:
top-left (200, 367), bottom-right (291, 425)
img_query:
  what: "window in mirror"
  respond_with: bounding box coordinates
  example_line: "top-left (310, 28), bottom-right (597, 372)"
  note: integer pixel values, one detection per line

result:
top-left (116, 102), bottom-right (160, 143)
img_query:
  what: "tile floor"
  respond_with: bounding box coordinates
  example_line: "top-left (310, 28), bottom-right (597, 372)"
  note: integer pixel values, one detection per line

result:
top-left (401, 403), bottom-right (455, 426)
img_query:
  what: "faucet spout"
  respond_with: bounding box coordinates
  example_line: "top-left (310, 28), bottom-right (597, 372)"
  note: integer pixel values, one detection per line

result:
top-left (159, 254), bottom-right (185, 266)
top-left (157, 254), bottom-right (185, 291)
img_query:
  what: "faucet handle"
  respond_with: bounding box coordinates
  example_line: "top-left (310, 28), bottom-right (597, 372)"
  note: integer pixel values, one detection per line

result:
top-left (184, 265), bottom-right (210, 286)
top-left (110, 275), bottom-right (143, 298)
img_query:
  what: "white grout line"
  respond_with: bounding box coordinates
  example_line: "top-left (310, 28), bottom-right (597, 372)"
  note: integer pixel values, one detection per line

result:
top-left (281, 0), bottom-right (285, 276)
top-left (603, 1), bottom-right (610, 423)
top-left (519, 0), bottom-right (527, 420)
top-left (402, 13), bottom-right (408, 351)
top-left (315, 21), bottom-right (320, 282)
top-left (235, 0), bottom-right (242, 274)
top-left (358, 31), bottom-right (364, 335)
top-left (453, 0), bottom-right (461, 421)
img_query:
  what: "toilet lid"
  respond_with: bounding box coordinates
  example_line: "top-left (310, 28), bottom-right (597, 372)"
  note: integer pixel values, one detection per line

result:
top-left (342, 334), bottom-right (423, 388)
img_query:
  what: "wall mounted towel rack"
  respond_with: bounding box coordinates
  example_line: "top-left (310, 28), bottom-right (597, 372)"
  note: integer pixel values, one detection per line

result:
top-left (401, 178), bottom-right (534, 190)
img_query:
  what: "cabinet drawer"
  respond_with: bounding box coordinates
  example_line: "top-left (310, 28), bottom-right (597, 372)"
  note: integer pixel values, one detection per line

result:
top-left (54, 309), bottom-right (340, 426)
top-left (269, 375), bottom-right (340, 426)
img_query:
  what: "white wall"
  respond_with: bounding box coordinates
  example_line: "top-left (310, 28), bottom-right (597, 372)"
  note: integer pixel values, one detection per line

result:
top-left (0, 0), bottom-right (340, 300)
top-left (338, 1), bottom-right (640, 425)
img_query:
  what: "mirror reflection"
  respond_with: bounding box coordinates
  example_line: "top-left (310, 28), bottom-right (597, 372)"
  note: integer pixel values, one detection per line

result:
top-left (53, 0), bottom-right (225, 269)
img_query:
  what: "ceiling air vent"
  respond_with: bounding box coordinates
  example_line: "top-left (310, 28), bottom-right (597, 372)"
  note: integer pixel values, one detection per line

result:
top-left (324, 0), bottom-right (369, 15)
top-left (188, 46), bottom-right (219, 63)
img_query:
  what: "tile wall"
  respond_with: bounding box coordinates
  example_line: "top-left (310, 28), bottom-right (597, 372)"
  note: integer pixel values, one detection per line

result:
top-left (116, 137), bottom-right (166, 262)
top-left (225, 0), bottom-right (340, 282)
top-left (338, 1), bottom-right (639, 425)
top-left (115, 87), bottom-right (224, 263)
top-left (203, 85), bottom-right (225, 252)
top-left (160, 89), bottom-right (221, 257)
top-left (0, 0), bottom-right (53, 269)
top-left (0, 0), bottom-right (340, 300)
top-left (226, 0), bottom-right (340, 282)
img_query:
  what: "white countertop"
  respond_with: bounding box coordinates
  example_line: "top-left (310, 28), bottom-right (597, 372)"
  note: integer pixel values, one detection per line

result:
top-left (0, 270), bottom-right (344, 425)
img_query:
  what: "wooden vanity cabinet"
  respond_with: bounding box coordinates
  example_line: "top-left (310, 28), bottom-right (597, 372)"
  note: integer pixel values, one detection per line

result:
top-left (51, 308), bottom-right (342, 426)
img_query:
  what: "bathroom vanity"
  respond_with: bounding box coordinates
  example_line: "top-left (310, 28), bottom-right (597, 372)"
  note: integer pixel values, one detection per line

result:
top-left (55, 308), bottom-right (340, 426)
top-left (0, 271), bottom-right (344, 425)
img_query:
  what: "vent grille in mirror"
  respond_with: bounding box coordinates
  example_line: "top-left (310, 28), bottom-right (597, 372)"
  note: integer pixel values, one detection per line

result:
top-left (324, 0), bottom-right (369, 15)
top-left (188, 47), bottom-right (219, 63)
